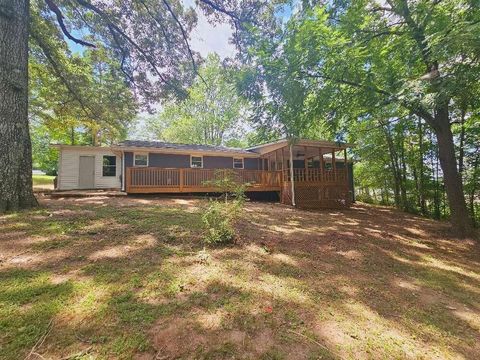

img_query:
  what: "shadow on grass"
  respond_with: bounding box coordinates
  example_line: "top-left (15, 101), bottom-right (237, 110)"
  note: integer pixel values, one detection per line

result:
top-left (0, 197), bottom-right (479, 359)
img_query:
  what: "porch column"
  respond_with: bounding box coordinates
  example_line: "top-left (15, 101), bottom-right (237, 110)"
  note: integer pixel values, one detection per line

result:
top-left (344, 148), bottom-right (348, 184)
top-left (304, 146), bottom-right (308, 182)
top-left (289, 143), bottom-right (296, 206)
top-left (332, 149), bottom-right (336, 181)
top-left (319, 147), bottom-right (323, 182)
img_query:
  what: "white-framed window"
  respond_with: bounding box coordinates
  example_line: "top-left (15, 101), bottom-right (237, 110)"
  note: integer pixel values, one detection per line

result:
top-left (134, 153), bottom-right (148, 167)
top-left (190, 155), bottom-right (203, 168)
top-left (102, 155), bottom-right (117, 176)
top-left (233, 158), bottom-right (244, 169)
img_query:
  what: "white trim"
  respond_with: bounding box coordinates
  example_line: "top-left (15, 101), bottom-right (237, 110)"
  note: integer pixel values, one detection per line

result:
top-left (233, 157), bottom-right (244, 169)
top-left (121, 151), bottom-right (125, 191)
top-left (190, 155), bottom-right (203, 168)
top-left (57, 146), bottom-right (63, 190)
top-left (133, 152), bottom-right (149, 167)
top-left (101, 155), bottom-right (117, 177)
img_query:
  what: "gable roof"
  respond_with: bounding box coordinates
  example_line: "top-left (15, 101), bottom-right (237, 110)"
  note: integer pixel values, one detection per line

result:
top-left (116, 140), bottom-right (254, 155)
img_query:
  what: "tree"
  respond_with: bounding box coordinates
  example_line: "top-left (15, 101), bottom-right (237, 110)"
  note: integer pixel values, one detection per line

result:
top-left (0, 0), bottom-right (37, 211)
top-left (242, 1), bottom-right (479, 236)
top-left (143, 54), bottom-right (250, 146)
top-left (30, 45), bottom-right (137, 147)
top-left (0, 0), bottom-right (265, 212)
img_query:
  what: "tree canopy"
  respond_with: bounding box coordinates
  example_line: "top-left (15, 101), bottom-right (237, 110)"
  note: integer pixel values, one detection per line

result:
top-left (237, 0), bottom-right (480, 235)
top-left (139, 54), bottom-right (250, 147)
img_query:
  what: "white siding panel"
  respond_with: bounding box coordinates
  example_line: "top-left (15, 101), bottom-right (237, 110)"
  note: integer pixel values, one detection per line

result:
top-left (58, 148), bottom-right (121, 190)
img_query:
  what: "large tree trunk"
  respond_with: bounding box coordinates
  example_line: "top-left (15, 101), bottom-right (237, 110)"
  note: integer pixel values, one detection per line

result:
top-left (433, 105), bottom-right (473, 237)
top-left (0, 0), bottom-right (37, 212)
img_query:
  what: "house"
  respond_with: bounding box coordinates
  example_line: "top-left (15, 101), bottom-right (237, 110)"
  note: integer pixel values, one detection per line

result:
top-left (52, 139), bottom-right (354, 208)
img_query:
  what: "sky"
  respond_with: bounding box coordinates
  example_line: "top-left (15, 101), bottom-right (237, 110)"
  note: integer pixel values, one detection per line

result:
top-left (68, 1), bottom-right (236, 59)
top-left (183, 0), bottom-right (236, 59)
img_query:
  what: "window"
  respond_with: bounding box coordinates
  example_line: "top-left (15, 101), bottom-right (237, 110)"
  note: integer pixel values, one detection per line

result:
top-left (190, 156), bottom-right (203, 168)
top-left (233, 158), bottom-right (244, 169)
top-left (134, 153), bottom-right (148, 167)
top-left (102, 155), bottom-right (116, 176)
top-left (307, 158), bottom-right (314, 168)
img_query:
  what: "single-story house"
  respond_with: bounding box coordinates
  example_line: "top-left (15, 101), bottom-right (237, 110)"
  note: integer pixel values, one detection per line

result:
top-left (52, 139), bottom-right (354, 208)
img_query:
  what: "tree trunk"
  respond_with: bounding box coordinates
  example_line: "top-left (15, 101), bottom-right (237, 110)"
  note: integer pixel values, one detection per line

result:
top-left (400, 132), bottom-right (408, 211)
top-left (418, 118), bottom-right (427, 215)
top-left (458, 109), bottom-right (465, 175)
top-left (432, 105), bottom-right (473, 237)
top-left (382, 124), bottom-right (401, 208)
top-left (434, 145), bottom-right (440, 220)
top-left (469, 148), bottom-right (479, 228)
top-left (0, 0), bottom-right (37, 212)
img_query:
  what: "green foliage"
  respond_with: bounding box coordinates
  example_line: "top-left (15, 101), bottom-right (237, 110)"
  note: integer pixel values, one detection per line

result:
top-left (202, 170), bottom-right (247, 245)
top-left (32, 175), bottom-right (55, 187)
top-left (140, 54), bottom-right (250, 145)
top-left (241, 1), bottom-right (480, 227)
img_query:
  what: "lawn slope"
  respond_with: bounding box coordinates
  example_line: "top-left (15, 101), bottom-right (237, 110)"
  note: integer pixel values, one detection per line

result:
top-left (1, 196), bottom-right (479, 359)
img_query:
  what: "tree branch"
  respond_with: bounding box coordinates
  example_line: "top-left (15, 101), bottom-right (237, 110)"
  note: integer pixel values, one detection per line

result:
top-left (162, 0), bottom-right (198, 74)
top-left (302, 70), bottom-right (435, 124)
top-left (44, 0), bottom-right (95, 47)
top-left (197, 0), bottom-right (242, 22)
top-left (30, 30), bottom-right (97, 121)
top-left (73, 0), bottom-right (187, 97)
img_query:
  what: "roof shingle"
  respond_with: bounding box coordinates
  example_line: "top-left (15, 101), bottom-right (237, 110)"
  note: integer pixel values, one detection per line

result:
top-left (117, 140), bottom-right (254, 154)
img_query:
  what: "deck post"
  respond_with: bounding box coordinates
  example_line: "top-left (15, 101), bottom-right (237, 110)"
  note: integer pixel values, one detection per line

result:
top-left (304, 146), bottom-right (308, 182)
top-left (319, 147), bottom-right (323, 182)
top-left (344, 148), bottom-right (348, 184)
top-left (126, 167), bottom-right (131, 192)
top-left (332, 149), bottom-right (336, 181)
top-left (179, 168), bottom-right (184, 192)
top-left (289, 143), bottom-right (296, 206)
top-left (275, 150), bottom-right (278, 171)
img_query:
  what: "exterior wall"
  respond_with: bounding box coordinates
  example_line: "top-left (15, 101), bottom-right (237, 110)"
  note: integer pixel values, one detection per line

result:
top-left (124, 151), bottom-right (261, 170)
top-left (149, 153), bottom-right (190, 168)
top-left (57, 148), bottom-right (121, 190)
top-left (203, 156), bottom-right (234, 169)
top-left (244, 158), bottom-right (259, 170)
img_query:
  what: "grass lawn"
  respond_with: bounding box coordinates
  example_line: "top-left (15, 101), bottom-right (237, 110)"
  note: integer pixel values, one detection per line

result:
top-left (32, 175), bottom-right (55, 190)
top-left (1, 196), bottom-right (479, 359)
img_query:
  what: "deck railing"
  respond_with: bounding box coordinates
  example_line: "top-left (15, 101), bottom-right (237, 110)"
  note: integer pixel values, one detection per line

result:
top-left (126, 167), bottom-right (282, 192)
top-left (281, 168), bottom-right (347, 183)
top-left (126, 167), bottom-right (348, 193)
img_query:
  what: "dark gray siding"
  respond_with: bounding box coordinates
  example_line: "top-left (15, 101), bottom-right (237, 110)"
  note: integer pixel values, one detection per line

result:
top-left (149, 153), bottom-right (190, 168)
top-left (203, 156), bottom-right (234, 169)
top-left (244, 158), bottom-right (259, 170)
top-left (125, 152), bottom-right (133, 167)
top-left (124, 151), bottom-right (261, 170)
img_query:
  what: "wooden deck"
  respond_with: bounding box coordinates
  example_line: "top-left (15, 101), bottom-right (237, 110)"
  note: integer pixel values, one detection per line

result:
top-left (125, 168), bottom-right (283, 193)
top-left (126, 167), bottom-right (349, 204)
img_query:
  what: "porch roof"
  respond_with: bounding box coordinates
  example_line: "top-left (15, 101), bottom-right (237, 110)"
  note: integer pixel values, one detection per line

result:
top-left (246, 138), bottom-right (353, 155)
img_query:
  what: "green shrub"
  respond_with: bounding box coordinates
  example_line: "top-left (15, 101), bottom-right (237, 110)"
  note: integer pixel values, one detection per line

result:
top-left (202, 170), bottom-right (247, 245)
